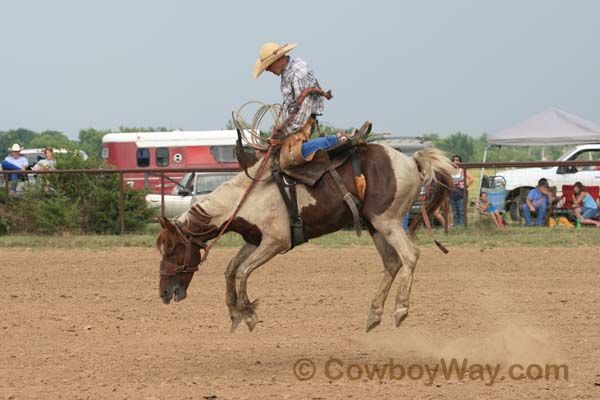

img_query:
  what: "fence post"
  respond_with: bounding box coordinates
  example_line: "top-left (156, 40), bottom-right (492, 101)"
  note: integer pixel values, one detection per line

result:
top-left (463, 167), bottom-right (469, 227)
top-left (3, 175), bottom-right (9, 215)
top-left (160, 173), bottom-right (165, 218)
top-left (119, 173), bottom-right (125, 235)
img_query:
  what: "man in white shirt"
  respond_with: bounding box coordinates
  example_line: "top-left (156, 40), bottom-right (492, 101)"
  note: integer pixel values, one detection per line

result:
top-left (4, 143), bottom-right (29, 169)
top-left (2, 144), bottom-right (29, 186)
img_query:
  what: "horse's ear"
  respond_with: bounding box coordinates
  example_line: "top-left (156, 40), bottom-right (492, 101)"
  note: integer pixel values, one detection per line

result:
top-left (157, 217), bottom-right (176, 233)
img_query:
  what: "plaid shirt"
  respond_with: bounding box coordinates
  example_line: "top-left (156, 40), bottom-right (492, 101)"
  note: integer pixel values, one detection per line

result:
top-left (280, 57), bottom-right (324, 136)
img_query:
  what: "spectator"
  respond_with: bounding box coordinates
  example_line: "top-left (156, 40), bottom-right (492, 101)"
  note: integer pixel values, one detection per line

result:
top-left (449, 155), bottom-right (473, 226)
top-left (2, 144), bottom-right (28, 187)
top-left (521, 178), bottom-right (553, 226)
top-left (32, 148), bottom-right (56, 171)
top-left (477, 191), bottom-right (504, 228)
top-left (571, 182), bottom-right (600, 227)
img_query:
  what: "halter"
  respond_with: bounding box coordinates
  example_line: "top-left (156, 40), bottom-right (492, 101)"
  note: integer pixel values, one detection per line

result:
top-left (159, 221), bottom-right (208, 276)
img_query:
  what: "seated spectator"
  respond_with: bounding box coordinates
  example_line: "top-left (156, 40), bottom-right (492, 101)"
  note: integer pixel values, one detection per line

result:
top-left (571, 182), bottom-right (600, 227)
top-left (32, 148), bottom-right (57, 171)
top-left (521, 178), bottom-right (553, 226)
top-left (2, 144), bottom-right (28, 188)
top-left (477, 191), bottom-right (504, 228)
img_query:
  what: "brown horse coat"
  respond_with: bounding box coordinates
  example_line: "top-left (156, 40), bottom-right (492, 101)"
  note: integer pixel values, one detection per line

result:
top-left (157, 144), bottom-right (454, 332)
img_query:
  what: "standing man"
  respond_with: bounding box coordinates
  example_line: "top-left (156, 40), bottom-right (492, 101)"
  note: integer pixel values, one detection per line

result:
top-left (253, 42), bottom-right (342, 169)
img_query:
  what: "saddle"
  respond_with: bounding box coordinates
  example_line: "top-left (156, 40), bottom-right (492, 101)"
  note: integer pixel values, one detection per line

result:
top-left (271, 122), bottom-right (372, 249)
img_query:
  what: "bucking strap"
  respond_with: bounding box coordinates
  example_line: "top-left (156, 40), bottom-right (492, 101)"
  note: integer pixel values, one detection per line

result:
top-left (327, 167), bottom-right (362, 237)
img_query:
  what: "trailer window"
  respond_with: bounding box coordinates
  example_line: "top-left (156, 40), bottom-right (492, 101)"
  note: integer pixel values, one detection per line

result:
top-left (210, 145), bottom-right (237, 163)
top-left (136, 148), bottom-right (150, 167)
top-left (156, 147), bottom-right (169, 167)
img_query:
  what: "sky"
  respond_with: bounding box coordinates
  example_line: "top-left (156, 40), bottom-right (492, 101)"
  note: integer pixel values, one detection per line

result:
top-left (1, 0), bottom-right (599, 140)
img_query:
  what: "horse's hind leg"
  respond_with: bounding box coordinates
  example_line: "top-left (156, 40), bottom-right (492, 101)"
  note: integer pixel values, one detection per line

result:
top-left (366, 229), bottom-right (401, 332)
top-left (225, 243), bottom-right (257, 332)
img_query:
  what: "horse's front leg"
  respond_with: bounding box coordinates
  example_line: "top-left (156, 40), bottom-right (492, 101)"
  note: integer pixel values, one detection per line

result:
top-left (224, 243), bottom-right (257, 332)
top-left (234, 239), bottom-right (286, 332)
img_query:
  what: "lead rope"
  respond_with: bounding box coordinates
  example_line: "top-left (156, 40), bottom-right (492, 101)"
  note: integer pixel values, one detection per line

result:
top-left (200, 87), bottom-right (332, 262)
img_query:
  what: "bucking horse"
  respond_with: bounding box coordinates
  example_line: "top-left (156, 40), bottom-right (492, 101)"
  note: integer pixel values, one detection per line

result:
top-left (156, 142), bottom-right (454, 332)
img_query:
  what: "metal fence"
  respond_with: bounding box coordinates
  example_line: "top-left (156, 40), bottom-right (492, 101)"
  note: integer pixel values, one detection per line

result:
top-left (0, 167), bottom-right (238, 234)
top-left (1, 159), bottom-right (599, 234)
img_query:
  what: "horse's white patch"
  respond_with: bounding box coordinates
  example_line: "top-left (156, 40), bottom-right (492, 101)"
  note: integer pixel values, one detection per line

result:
top-left (296, 185), bottom-right (318, 210)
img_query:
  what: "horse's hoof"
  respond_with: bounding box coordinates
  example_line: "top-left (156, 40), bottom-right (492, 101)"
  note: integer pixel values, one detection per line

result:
top-left (394, 307), bottom-right (409, 327)
top-left (366, 311), bottom-right (381, 333)
top-left (243, 309), bottom-right (259, 332)
top-left (230, 313), bottom-right (243, 333)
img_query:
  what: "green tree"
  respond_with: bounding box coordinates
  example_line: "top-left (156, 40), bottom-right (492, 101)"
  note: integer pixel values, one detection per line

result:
top-left (0, 128), bottom-right (38, 152)
top-left (78, 128), bottom-right (110, 161)
top-left (440, 132), bottom-right (476, 161)
top-left (28, 130), bottom-right (73, 149)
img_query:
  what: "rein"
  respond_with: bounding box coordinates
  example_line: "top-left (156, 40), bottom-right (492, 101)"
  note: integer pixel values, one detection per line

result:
top-left (161, 87), bottom-right (333, 271)
top-left (200, 87), bottom-right (333, 263)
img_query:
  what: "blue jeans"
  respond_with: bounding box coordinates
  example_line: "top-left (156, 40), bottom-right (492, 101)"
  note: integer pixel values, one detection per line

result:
top-left (402, 213), bottom-right (409, 231)
top-left (581, 207), bottom-right (599, 220)
top-left (521, 203), bottom-right (547, 226)
top-left (301, 135), bottom-right (339, 159)
top-left (1, 160), bottom-right (22, 183)
top-left (450, 196), bottom-right (464, 226)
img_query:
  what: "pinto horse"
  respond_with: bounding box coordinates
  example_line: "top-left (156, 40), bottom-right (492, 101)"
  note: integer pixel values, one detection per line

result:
top-left (156, 144), bottom-right (454, 332)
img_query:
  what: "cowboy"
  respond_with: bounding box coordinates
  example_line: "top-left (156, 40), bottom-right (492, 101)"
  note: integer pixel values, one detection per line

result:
top-left (2, 144), bottom-right (29, 186)
top-left (253, 42), bottom-right (343, 169)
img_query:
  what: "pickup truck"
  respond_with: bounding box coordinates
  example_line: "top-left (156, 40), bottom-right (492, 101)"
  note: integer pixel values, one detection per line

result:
top-left (146, 172), bottom-right (237, 218)
top-left (493, 144), bottom-right (600, 220)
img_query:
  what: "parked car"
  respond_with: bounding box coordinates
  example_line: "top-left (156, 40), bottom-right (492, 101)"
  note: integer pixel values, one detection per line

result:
top-left (146, 171), bottom-right (237, 218)
top-left (495, 144), bottom-right (600, 220)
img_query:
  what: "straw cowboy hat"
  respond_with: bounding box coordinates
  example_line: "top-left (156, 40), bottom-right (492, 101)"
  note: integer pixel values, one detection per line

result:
top-left (9, 143), bottom-right (22, 152)
top-left (253, 42), bottom-right (297, 79)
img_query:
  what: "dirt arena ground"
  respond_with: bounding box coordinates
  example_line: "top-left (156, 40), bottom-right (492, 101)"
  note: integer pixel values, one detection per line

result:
top-left (1, 246), bottom-right (599, 399)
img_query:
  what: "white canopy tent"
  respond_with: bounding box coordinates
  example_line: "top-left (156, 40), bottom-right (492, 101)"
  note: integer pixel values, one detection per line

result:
top-left (476, 108), bottom-right (600, 220)
top-left (487, 107), bottom-right (600, 147)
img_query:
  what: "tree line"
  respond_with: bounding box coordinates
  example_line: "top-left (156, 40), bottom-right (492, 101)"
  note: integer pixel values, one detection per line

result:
top-left (1, 127), bottom-right (573, 162)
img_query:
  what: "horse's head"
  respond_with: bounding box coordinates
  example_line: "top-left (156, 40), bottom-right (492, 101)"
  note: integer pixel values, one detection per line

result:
top-left (156, 217), bottom-right (206, 304)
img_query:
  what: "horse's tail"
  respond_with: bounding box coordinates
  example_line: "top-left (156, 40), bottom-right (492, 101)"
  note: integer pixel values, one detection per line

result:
top-left (409, 148), bottom-right (455, 235)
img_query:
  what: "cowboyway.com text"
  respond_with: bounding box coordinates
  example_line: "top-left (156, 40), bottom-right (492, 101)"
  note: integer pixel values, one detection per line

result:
top-left (292, 357), bottom-right (568, 385)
